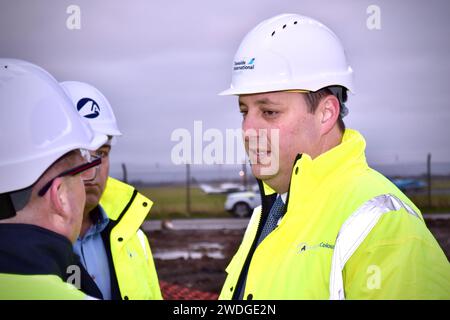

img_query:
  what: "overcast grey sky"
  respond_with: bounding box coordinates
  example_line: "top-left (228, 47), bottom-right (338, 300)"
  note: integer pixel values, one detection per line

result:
top-left (1, 0), bottom-right (449, 173)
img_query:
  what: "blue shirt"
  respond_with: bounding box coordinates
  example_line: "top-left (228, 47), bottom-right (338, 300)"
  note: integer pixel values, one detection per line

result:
top-left (73, 206), bottom-right (111, 300)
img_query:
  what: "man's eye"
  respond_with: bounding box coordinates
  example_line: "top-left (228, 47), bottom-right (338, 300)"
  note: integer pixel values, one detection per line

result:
top-left (263, 110), bottom-right (278, 116)
top-left (240, 110), bottom-right (248, 117)
top-left (96, 151), bottom-right (108, 158)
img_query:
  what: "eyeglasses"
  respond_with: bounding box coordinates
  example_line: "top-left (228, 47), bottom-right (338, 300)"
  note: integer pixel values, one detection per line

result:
top-left (91, 148), bottom-right (110, 159)
top-left (37, 156), bottom-right (102, 197)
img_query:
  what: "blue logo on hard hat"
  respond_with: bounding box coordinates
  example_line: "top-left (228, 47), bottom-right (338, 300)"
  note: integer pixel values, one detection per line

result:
top-left (77, 98), bottom-right (100, 119)
top-left (233, 58), bottom-right (256, 71)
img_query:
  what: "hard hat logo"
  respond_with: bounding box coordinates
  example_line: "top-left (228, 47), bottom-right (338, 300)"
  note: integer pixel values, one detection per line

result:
top-left (233, 58), bottom-right (256, 71)
top-left (61, 81), bottom-right (123, 137)
top-left (77, 98), bottom-right (100, 119)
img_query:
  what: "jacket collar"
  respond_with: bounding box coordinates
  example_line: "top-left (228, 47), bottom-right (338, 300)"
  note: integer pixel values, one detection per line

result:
top-left (295, 128), bottom-right (367, 182)
top-left (99, 177), bottom-right (152, 240)
top-left (0, 223), bottom-right (77, 279)
top-left (100, 177), bottom-right (137, 221)
top-left (260, 129), bottom-right (368, 197)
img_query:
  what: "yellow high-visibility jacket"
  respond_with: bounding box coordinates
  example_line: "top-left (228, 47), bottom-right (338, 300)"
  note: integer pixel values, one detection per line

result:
top-left (99, 177), bottom-right (162, 300)
top-left (0, 274), bottom-right (89, 300)
top-left (0, 223), bottom-right (93, 300)
top-left (220, 129), bottom-right (450, 300)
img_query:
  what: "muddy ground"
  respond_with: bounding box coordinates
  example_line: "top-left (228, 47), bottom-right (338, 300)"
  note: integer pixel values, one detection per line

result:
top-left (146, 218), bottom-right (450, 295)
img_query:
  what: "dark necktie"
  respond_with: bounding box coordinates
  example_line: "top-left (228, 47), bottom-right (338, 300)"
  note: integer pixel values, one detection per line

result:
top-left (235, 195), bottom-right (286, 299)
top-left (256, 195), bottom-right (285, 246)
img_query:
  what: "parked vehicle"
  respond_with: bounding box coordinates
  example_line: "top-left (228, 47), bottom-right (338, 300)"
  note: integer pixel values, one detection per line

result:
top-left (225, 186), bottom-right (261, 218)
top-left (199, 182), bottom-right (246, 194)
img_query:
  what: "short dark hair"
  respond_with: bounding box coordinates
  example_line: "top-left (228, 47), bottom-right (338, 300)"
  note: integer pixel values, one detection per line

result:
top-left (303, 87), bottom-right (347, 132)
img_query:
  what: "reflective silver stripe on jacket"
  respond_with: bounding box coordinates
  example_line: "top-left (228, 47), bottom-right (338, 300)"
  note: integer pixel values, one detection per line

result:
top-left (329, 194), bottom-right (420, 300)
top-left (137, 229), bottom-right (148, 260)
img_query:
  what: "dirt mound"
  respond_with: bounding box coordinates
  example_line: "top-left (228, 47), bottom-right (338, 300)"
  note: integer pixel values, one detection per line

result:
top-left (147, 218), bottom-right (450, 297)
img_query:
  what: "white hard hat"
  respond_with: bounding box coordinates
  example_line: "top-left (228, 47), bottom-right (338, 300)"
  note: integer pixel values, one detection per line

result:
top-left (60, 81), bottom-right (122, 138)
top-left (220, 13), bottom-right (354, 95)
top-left (0, 59), bottom-right (107, 193)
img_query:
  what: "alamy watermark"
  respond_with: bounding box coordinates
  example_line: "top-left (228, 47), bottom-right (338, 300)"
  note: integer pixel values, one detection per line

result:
top-left (66, 264), bottom-right (81, 289)
top-left (367, 5), bottom-right (381, 30)
top-left (66, 5), bottom-right (81, 30)
top-left (366, 264), bottom-right (382, 290)
top-left (170, 121), bottom-right (280, 175)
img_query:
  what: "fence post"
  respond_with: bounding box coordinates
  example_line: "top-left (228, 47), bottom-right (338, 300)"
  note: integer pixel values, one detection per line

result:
top-left (242, 162), bottom-right (248, 190)
top-left (121, 163), bottom-right (128, 183)
top-left (186, 163), bottom-right (191, 215)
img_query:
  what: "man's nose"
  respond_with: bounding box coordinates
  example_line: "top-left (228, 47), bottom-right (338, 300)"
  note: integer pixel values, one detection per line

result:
top-left (242, 110), bottom-right (264, 132)
top-left (243, 113), bottom-right (269, 148)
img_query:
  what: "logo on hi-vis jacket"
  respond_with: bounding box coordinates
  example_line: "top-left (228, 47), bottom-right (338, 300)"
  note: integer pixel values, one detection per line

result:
top-left (77, 98), bottom-right (100, 119)
top-left (297, 242), bottom-right (335, 254)
top-left (233, 58), bottom-right (256, 71)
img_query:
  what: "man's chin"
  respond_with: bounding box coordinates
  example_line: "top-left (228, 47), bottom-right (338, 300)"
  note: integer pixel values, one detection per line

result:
top-left (251, 165), bottom-right (278, 181)
top-left (85, 194), bottom-right (101, 212)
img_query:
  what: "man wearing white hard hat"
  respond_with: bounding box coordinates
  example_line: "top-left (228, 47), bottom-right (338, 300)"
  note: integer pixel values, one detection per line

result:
top-left (60, 81), bottom-right (162, 300)
top-left (0, 59), bottom-right (107, 299)
top-left (219, 14), bottom-right (450, 300)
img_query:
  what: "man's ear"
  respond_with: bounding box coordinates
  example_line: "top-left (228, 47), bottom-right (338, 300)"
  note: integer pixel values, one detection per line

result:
top-left (319, 95), bottom-right (340, 135)
top-left (48, 177), bottom-right (69, 221)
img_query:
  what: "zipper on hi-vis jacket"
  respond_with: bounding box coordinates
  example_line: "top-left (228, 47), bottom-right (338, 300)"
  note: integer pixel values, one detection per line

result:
top-left (231, 154), bottom-right (300, 300)
top-left (231, 181), bottom-right (274, 300)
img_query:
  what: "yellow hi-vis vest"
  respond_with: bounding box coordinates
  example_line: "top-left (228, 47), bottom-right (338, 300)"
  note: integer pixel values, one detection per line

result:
top-left (220, 129), bottom-right (450, 300)
top-left (100, 177), bottom-right (162, 300)
top-left (0, 274), bottom-right (91, 300)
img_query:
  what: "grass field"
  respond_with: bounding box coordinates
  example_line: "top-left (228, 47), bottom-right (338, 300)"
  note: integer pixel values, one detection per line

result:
top-left (429, 178), bottom-right (450, 190)
top-left (137, 178), bottom-right (450, 219)
top-left (405, 177), bottom-right (450, 213)
top-left (408, 193), bottom-right (450, 213)
top-left (138, 186), bottom-right (229, 219)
